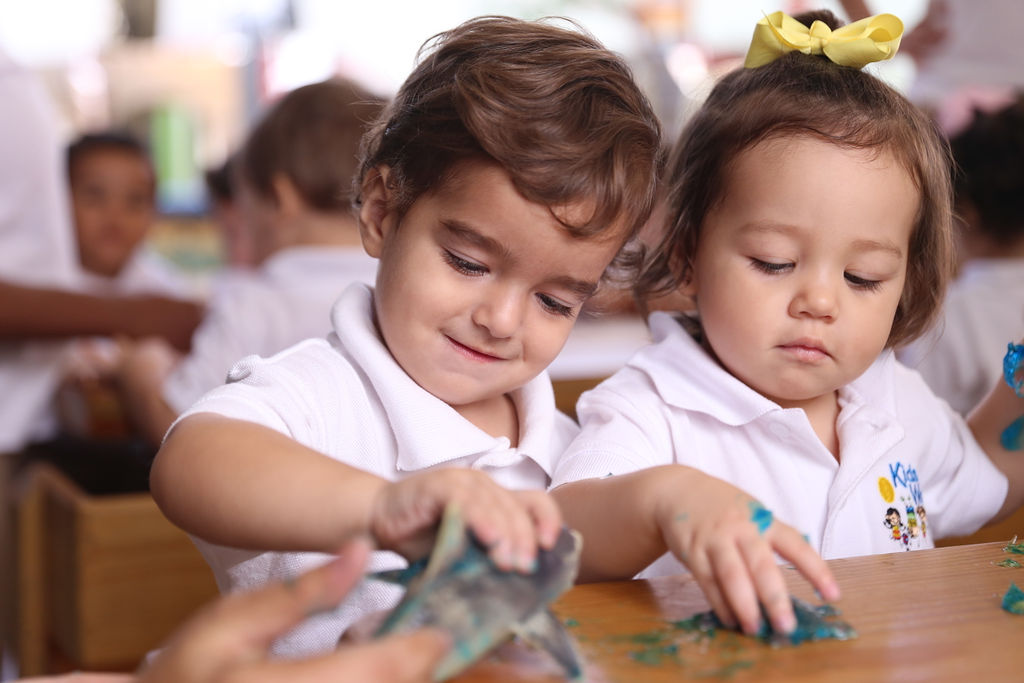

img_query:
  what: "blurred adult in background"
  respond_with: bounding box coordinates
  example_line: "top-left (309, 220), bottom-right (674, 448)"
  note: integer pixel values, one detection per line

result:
top-left (899, 94), bottom-right (1024, 414)
top-left (115, 77), bottom-right (384, 446)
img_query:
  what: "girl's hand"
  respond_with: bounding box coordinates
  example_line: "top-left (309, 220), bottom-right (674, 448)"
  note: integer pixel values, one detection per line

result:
top-left (653, 469), bottom-right (840, 636)
top-left (370, 469), bottom-right (562, 572)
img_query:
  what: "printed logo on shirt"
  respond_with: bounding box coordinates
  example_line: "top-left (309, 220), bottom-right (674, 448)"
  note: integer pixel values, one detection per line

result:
top-left (877, 461), bottom-right (928, 551)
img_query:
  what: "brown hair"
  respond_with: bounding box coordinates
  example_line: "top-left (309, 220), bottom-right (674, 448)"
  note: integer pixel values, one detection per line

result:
top-left (67, 130), bottom-right (153, 189)
top-left (356, 15), bottom-right (662, 248)
top-left (239, 78), bottom-right (385, 213)
top-left (638, 9), bottom-right (954, 347)
top-left (950, 92), bottom-right (1024, 245)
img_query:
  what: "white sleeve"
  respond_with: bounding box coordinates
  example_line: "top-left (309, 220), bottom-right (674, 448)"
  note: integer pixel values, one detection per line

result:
top-left (0, 51), bottom-right (77, 287)
top-left (551, 371), bottom-right (675, 488)
top-left (172, 339), bottom-right (354, 455)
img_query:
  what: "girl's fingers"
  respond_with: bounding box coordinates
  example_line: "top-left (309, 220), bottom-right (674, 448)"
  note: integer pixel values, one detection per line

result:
top-left (771, 527), bottom-right (841, 602)
top-left (737, 535), bottom-right (795, 634)
top-left (706, 540), bottom-right (763, 635)
top-left (683, 548), bottom-right (738, 630)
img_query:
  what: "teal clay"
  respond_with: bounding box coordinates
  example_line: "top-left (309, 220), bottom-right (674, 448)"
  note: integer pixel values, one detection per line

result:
top-left (1001, 583), bottom-right (1024, 615)
top-left (674, 596), bottom-right (856, 646)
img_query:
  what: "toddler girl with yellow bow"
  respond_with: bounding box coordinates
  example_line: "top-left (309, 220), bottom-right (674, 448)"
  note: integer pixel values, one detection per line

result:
top-left (551, 8), bottom-right (1024, 638)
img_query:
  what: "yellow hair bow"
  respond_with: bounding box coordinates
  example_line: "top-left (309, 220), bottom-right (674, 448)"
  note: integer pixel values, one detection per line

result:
top-left (744, 11), bottom-right (903, 69)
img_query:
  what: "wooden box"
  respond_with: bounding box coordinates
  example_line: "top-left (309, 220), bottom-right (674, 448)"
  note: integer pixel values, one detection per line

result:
top-left (15, 462), bottom-right (219, 674)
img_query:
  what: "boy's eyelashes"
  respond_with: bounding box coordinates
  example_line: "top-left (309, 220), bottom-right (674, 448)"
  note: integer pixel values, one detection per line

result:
top-left (443, 249), bottom-right (488, 276)
top-left (536, 293), bottom-right (576, 318)
top-left (442, 249), bottom-right (578, 318)
top-left (748, 258), bottom-right (884, 292)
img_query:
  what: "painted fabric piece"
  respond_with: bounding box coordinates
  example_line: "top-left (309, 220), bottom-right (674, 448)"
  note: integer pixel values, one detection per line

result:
top-left (369, 505), bottom-right (583, 681)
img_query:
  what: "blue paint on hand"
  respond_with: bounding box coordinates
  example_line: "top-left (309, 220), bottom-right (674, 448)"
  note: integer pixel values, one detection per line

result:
top-left (1004, 342), bottom-right (1024, 397)
top-left (749, 501), bottom-right (773, 535)
top-left (1002, 415), bottom-right (1024, 451)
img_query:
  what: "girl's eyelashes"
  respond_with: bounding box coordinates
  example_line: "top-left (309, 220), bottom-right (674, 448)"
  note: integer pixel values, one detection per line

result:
top-left (749, 258), bottom-right (792, 274)
top-left (750, 256), bottom-right (885, 292)
top-left (537, 293), bottom-right (576, 318)
top-left (844, 272), bottom-right (883, 291)
top-left (443, 249), bottom-right (487, 276)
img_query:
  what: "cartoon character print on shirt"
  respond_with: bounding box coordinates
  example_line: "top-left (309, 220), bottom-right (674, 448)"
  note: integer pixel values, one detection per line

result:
top-left (877, 461), bottom-right (928, 551)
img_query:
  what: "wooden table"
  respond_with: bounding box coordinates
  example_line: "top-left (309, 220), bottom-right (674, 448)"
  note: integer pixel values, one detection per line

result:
top-left (453, 542), bottom-right (1024, 682)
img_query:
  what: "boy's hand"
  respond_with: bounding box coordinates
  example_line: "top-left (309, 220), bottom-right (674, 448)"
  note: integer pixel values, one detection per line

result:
top-left (652, 469), bottom-right (840, 636)
top-left (370, 469), bottom-right (562, 573)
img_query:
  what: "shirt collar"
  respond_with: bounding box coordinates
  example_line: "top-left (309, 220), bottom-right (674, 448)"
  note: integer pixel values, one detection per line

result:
top-left (331, 284), bottom-right (560, 473)
top-left (638, 312), bottom-right (900, 425)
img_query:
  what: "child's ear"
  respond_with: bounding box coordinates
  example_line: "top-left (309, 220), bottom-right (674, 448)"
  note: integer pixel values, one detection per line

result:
top-left (358, 165), bottom-right (395, 258)
top-left (678, 262), bottom-right (698, 299)
top-left (270, 174), bottom-right (306, 217)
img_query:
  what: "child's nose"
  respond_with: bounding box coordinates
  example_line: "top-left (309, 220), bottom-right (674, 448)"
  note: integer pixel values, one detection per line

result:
top-left (472, 288), bottom-right (524, 338)
top-left (789, 274), bottom-right (837, 320)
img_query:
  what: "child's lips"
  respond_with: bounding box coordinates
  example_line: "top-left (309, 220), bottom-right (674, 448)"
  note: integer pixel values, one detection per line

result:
top-left (446, 336), bottom-right (506, 362)
top-left (779, 339), bottom-right (831, 361)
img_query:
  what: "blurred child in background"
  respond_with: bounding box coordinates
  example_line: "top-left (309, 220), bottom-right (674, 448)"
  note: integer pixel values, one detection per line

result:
top-left (66, 131), bottom-right (190, 298)
top-left (899, 93), bottom-right (1024, 414)
top-left (115, 77), bottom-right (385, 446)
top-left (203, 153), bottom-right (256, 273)
top-left (57, 132), bottom-right (193, 418)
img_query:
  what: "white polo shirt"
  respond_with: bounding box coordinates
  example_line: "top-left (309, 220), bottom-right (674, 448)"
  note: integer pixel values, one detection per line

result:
top-left (163, 246), bottom-right (379, 414)
top-left (179, 283), bottom-right (578, 656)
top-left (898, 259), bottom-right (1024, 415)
top-left (553, 312), bottom-right (1007, 577)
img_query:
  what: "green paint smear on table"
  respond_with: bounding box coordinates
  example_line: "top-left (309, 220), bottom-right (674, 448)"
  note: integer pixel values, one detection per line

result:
top-left (628, 643), bottom-right (681, 666)
top-left (693, 659), bottom-right (756, 679)
top-left (1003, 539), bottom-right (1024, 555)
top-left (1002, 583), bottom-right (1024, 615)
